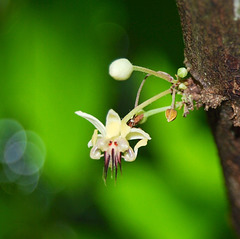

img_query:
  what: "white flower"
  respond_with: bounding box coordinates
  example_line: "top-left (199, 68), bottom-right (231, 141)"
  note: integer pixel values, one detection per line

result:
top-left (109, 58), bottom-right (133, 81)
top-left (75, 109), bottom-right (151, 180)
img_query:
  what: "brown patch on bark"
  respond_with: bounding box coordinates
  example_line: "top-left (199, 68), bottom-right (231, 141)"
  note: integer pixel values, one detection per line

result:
top-left (201, 88), bottom-right (227, 110)
top-left (183, 77), bottom-right (203, 109)
top-left (231, 104), bottom-right (240, 127)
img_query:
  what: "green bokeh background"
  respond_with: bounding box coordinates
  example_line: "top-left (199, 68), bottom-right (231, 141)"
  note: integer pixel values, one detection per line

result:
top-left (0, 0), bottom-right (236, 238)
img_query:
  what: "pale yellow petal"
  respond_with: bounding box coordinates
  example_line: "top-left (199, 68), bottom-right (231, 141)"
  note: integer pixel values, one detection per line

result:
top-left (88, 129), bottom-right (99, 147)
top-left (75, 111), bottom-right (106, 136)
top-left (122, 147), bottom-right (135, 162)
top-left (122, 139), bottom-right (148, 162)
top-left (126, 128), bottom-right (151, 141)
top-left (105, 109), bottom-right (122, 138)
top-left (120, 122), bottom-right (131, 138)
top-left (90, 145), bottom-right (102, 159)
top-left (133, 138), bottom-right (148, 158)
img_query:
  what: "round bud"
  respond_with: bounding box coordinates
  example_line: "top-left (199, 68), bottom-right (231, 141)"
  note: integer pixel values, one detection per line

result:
top-left (109, 58), bottom-right (133, 81)
top-left (177, 67), bottom-right (188, 78)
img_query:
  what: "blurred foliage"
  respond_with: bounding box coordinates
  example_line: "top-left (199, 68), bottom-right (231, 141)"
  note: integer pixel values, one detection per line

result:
top-left (0, 0), bottom-right (236, 238)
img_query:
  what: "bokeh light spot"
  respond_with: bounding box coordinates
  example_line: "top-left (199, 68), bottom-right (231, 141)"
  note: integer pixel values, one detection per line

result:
top-left (0, 119), bottom-right (46, 193)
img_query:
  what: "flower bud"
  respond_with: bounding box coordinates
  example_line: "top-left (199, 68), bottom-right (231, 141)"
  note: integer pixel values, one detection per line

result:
top-left (109, 58), bottom-right (133, 81)
top-left (177, 67), bottom-right (188, 78)
top-left (165, 109), bottom-right (177, 122)
top-left (178, 83), bottom-right (187, 90)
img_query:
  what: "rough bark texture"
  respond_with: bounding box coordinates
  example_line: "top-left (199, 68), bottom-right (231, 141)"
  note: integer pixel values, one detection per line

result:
top-left (176, 0), bottom-right (240, 236)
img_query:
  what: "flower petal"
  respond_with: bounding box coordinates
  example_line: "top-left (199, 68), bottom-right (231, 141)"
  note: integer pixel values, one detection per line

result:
top-left (126, 128), bottom-right (151, 141)
top-left (117, 137), bottom-right (130, 152)
top-left (90, 145), bottom-right (102, 159)
top-left (122, 147), bottom-right (135, 162)
top-left (120, 122), bottom-right (131, 138)
top-left (75, 111), bottom-right (106, 136)
top-left (105, 109), bottom-right (122, 138)
top-left (133, 138), bottom-right (148, 157)
top-left (88, 129), bottom-right (102, 147)
top-left (123, 138), bottom-right (148, 162)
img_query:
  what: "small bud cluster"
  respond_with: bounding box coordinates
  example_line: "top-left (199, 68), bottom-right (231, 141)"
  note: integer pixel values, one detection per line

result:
top-left (108, 58), bottom-right (193, 124)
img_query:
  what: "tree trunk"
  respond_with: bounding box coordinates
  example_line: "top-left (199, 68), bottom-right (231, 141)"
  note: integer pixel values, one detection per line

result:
top-left (176, 0), bottom-right (240, 236)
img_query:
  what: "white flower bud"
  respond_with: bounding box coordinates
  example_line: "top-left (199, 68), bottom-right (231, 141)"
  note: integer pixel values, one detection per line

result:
top-left (109, 58), bottom-right (133, 81)
top-left (177, 67), bottom-right (188, 78)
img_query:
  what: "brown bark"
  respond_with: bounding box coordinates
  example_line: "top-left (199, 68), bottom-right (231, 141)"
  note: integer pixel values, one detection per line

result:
top-left (176, 0), bottom-right (240, 236)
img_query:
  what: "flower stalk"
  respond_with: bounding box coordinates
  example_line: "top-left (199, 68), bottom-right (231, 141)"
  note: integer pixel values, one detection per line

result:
top-left (133, 65), bottom-right (177, 83)
top-left (122, 89), bottom-right (171, 124)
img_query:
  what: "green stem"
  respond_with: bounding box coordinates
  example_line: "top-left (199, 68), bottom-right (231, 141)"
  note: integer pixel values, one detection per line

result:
top-left (122, 89), bottom-right (171, 124)
top-left (144, 106), bottom-right (171, 118)
top-left (133, 65), bottom-right (177, 83)
top-left (171, 88), bottom-right (176, 109)
top-left (134, 74), bottom-right (149, 108)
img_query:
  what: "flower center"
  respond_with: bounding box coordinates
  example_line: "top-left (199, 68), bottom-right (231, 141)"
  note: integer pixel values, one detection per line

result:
top-left (108, 141), bottom-right (118, 147)
top-left (103, 137), bottom-right (130, 182)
